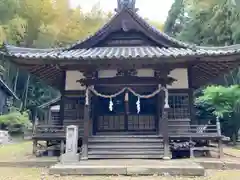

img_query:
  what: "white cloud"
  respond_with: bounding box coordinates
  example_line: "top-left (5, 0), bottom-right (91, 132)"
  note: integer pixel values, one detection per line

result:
top-left (70, 0), bottom-right (173, 22)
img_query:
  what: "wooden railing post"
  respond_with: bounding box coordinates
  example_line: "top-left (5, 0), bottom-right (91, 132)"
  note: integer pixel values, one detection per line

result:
top-left (81, 88), bottom-right (90, 160)
top-left (32, 115), bottom-right (38, 155)
top-left (216, 117), bottom-right (223, 158)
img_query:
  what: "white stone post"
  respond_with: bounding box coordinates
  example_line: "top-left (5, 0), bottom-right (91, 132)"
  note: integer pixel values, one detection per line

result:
top-left (60, 125), bottom-right (79, 164)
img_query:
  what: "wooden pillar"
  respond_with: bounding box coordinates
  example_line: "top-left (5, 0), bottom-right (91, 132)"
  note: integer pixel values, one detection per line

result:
top-left (216, 117), bottom-right (223, 158)
top-left (124, 91), bottom-right (129, 131)
top-left (158, 92), bottom-right (163, 135)
top-left (81, 88), bottom-right (90, 160)
top-left (162, 87), bottom-right (171, 160)
top-left (162, 109), bottom-right (170, 159)
top-left (59, 71), bottom-right (66, 126)
top-left (187, 66), bottom-right (196, 125)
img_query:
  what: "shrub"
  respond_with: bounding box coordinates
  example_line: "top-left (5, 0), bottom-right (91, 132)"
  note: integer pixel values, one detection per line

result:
top-left (0, 111), bottom-right (31, 133)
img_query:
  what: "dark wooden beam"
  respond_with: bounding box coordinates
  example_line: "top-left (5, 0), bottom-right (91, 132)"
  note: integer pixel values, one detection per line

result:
top-left (162, 83), bottom-right (171, 159)
top-left (60, 62), bottom-right (188, 71)
top-left (81, 89), bottom-right (90, 160)
top-left (194, 64), bottom-right (219, 76)
top-left (78, 76), bottom-right (176, 86)
top-left (29, 65), bottom-right (46, 73)
top-left (187, 66), bottom-right (196, 124)
top-left (64, 90), bottom-right (85, 97)
top-left (59, 71), bottom-right (66, 126)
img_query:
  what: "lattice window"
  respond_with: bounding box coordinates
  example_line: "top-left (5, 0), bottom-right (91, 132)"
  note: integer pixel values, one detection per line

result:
top-left (128, 115), bottom-right (155, 130)
top-left (168, 93), bottom-right (190, 119)
top-left (64, 98), bottom-right (84, 120)
top-left (98, 115), bottom-right (125, 131)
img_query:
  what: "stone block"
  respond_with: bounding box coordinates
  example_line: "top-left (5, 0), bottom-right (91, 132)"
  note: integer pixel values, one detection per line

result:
top-left (49, 164), bottom-right (127, 175)
top-left (196, 160), bottom-right (224, 170)
top-left (60, 153), bottom-right (80, 164)
top-left (224, 162), bottom-right (240, 170)
top-left (127, 166), bottom-right (205, 176)
top-left (61, 125), bottom-right (80, 164)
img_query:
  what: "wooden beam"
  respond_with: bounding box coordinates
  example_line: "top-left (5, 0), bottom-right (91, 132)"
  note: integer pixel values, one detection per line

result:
top-left (60, 62), bottom-right (188, 71)
top-left (81, 89), bottom-right (90, 160)
top-left (162, 104), bottom-right (170, 159)
top-left (39, 69), bottom-right (61, 81)
top-left (59, 71), bottom-right (66, 126)
top-left (29, 65), bottom-right (46, 73)
top-left (187, 66), bottom-right (196, 124)
top-left (78, 76), bottom-right (176, 86)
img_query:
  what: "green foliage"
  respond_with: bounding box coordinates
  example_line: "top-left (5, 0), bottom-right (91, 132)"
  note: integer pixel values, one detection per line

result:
top-left (196, 85), bottom-right (240, 117)
top-left (197, 86), bottom-right (235, 117)
top-left (196, 85), bottom-right (240, 143)
top-left (165, 0), bottom-right (240, 142)
top-left (0, 0), bottom-right (110, 112)
top-left (0, 110), bottom-right (31, 133)
top-left (164, 0), bottom-right (184, 36)
top-left (0, 0), bottom-right (19, 23)
top-left (166, 0), bottom-right (240, 46)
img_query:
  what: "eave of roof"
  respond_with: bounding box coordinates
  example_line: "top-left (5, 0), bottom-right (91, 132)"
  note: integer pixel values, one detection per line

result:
top-left (2, 46), bottom-right (240, 61)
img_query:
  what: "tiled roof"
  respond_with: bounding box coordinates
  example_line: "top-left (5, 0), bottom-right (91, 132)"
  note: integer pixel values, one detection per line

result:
top-left (65, 9), bottom-right (195, 50)
top-left (4, 46), bottom-right (240, 60)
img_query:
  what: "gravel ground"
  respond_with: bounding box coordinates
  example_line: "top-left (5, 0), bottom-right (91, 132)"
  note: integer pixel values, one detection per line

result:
top-left (0, 168), bottom-right (240, 180)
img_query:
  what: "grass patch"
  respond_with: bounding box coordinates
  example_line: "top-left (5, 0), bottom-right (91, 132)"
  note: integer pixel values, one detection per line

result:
top-left (0, 141), bottom-right (32, 161)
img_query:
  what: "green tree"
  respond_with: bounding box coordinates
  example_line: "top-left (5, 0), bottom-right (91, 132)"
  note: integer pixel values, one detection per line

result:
top-left (164, 0), bottom-right (184, 36)
top-left (164, 0), bottom-right (240, 143)
top-left (0, 110), bottom-right (31, 134)
top-left (196, 85), bottom-right (240, 144)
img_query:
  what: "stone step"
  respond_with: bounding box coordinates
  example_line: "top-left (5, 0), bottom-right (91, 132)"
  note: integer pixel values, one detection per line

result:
top-left (88, 142), bottom-right (163, 147)
top-left (87, 154), bottom-right (164, 159)
top-left (91, 135), bottom-right (161, 138)
top-left (88, 145), bottom-right (163, 149)
top-left (89, 148), bottom-right (164, 152)
top-left (88, 150), bottom-right (164, 155)
top-left (88, 135), bottom-right (164, 159)
top-left (89, 138), bottom-right (163, 143)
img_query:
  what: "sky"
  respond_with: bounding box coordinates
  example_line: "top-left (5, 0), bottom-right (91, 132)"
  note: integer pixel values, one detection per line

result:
top-left (69, 0), bottom-right (174, 22)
